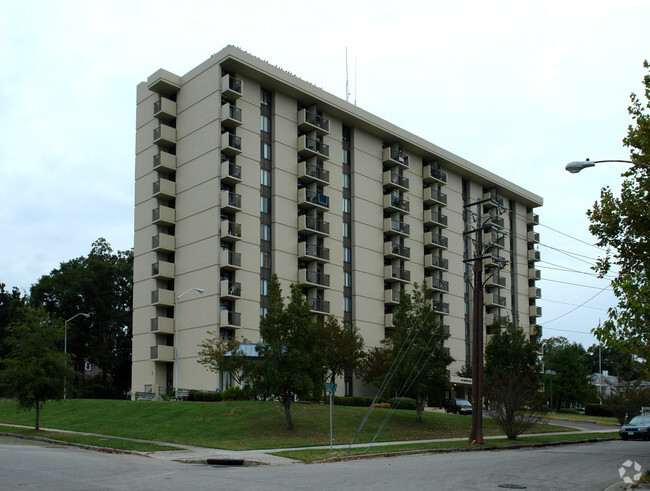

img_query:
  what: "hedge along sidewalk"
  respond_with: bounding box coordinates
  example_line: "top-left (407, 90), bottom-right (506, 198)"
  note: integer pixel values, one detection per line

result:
top-left (0, 424), bottom-right (184, 453)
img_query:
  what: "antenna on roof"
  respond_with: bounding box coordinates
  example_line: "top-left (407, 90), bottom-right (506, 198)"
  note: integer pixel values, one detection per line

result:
top-left (345, 47), bottom-right (350, 103)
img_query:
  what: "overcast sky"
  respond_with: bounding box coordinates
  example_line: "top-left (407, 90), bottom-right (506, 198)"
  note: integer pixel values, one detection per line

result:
top-left (2, 0), bottom-right (648, 349)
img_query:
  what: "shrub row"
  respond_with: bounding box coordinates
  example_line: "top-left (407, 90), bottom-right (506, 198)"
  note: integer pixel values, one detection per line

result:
top-left (333, 396), bottom-right (417, 410)
top-left (585, 403), bottom-right (614, 417)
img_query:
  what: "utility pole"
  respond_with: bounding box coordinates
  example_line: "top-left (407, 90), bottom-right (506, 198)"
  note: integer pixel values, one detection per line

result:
top-left (464, 194), bottom-right (508, 444)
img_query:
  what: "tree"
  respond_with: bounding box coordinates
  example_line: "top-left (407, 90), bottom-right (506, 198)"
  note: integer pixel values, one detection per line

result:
top-left (484, 321), bottom-right (543, 439)
top-left (0, 284), bottom-right (28, 366)
top-left (253, 275), bottom-right (324, 430)
top-left (0, 307), bottom-right (75, 430)
top-left (30, 239), bottom-right (133, 398)
top-left (318, 316), bottom-right (365, 395)
top-left (370, 282), bottom-right (452, 423)
top-left (587, 60), bottom-right (650, 367)
top-left (605, 380), bottom-right (650, 424)
top-left (197, 334), bottom-right (252, 387)
top-left (542, 337), bottom-right (591, 410)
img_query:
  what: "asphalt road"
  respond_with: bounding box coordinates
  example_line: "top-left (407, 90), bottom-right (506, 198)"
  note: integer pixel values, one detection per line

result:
top-left (0, 437), bottom-right (647, 490)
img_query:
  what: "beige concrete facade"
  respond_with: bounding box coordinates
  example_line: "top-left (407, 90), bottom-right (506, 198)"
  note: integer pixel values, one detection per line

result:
top-left (132, 46), bottom-right (543, 398)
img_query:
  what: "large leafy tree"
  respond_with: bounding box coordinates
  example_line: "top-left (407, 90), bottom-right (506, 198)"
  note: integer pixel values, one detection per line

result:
top-left (0, 284), bottom-right (28, 365)
top-left (318, 316), bottom-right (365, 394)
top-left (370, 282), bottom-right (452, 423)
top-left (485, 321), bottom-right (542, 439)
top-left (253, 274), bottom-right (325, 430)
top-left (542, 337), bottom-right (591, 410)
top-left (0, 307), bottom-right (75, 430)
top-left (30, 238), bottom-right (133, 398)
top-left (587, 60), bottom-right (650, 366)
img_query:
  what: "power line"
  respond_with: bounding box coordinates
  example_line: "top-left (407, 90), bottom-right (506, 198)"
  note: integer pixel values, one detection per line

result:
top-left (542, 285), bottom-right (610, 324)
top-left (538, 222), bottom-right (608, 251)
top-left (539, 262), bottom-right (617, 280)
top-left (539, 298), bottom-right (609, 311)
top-left (540, 278), bottom-right (612, 290)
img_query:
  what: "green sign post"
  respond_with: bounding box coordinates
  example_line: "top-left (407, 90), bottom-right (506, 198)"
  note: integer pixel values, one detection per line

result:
top-left (325, 383), bottom-right (337, 450)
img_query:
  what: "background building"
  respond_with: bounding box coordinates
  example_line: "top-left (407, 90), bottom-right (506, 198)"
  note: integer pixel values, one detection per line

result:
top-left (133, 46), bottom-right (543, 397)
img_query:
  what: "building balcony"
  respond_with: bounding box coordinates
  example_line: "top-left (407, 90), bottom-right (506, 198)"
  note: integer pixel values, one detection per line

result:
top-left (384, 265), bottom-right (411, 283)
top-left (298, 188), bottom-right (330, 210)
top-left (220, 220), bottom-right (242, 241)
top-left (298, 161), bottom-right (329, 185)
top-left (220, 160), bottom-right (242, 185)
top-left (424, 209), bottom-right (448, 228)
top-left (221, 132), bottom-right (242, 156)
top-left (298, 135), bottom-right (329, 159)
top-left (299, 269), bottom-right (330, 288)
top-left (484, 214), bottom-right (505, 229)
top-left (528, 267), bottom-right (541, 280)
top-left (152, 178), bottom-right (175, 200)
top-left (297, 108), bottom-right (330, 136)
top-left (382, 170), bottom-right (409, 191)
top-left (153, 151), bottom-right (176, 174)
top-left (384, 289), bottom-right (402, 306)
top-left (485, 313), bottom-right (507, 326)
top-left (432, 300), bottom-right (450, 314)
top-left (429, 277), bottom-right (449, 292)
top-left (153, 97), bottom-right (177, 123)
top-left (423, 187), bottom-right (448, 206)
top-left (424, 254), bottom-right (448, 270)
top-left (527, 230), bottom-right (540, 243)
top-left (383, 218), bottom-right (410, 237)
top-left (486, 293), bottom-right (507, 308)
top-left (529, 305), bottom-right (542, 317)
top-left (424, 231), bottom-right (448, 249)
top-left (306, 297), bottom-right (330, 314)
top-left (152, 205), bottom-right (175, 226)
top-left (485, 274), bottom-right (507, 289)
top-left (423, 164), bottom-right (447, 184)
top-left (220, 250), bottom-right (241, 270)
top-left (529, 286), bottom-right (542, 299)
top-left (220, 190), bottom-right (242, 213)
top-left (527, 211), bottom-right (540, 225)
top-left (484, 254), bottom-right (506, 269)
top-left (527, 249), bottom-right (541, 262)
top-left (152, 233), bottom-right (175, 253)
top-left (383, 194), bottom-right (410, 214)
top-left (221, 103), bottom-right (242, 128)
top-left (384, 241), bottom-right (410, 260)
top-left (221, 280), bottom-right (241, 300)
top-left (220, 309), bottom-right (241, 328)
top-left (151, 260), bottom-right (174, 279)
top-left (153, 124), bottom-right (176, 147)
top-left (298, 215), bottom-right (329, 236)
top-left (150, 317), bottom-right (173, 334)
top-left (384, 313), bottom-right (394, 328)
top-left (485, 231), bottom-right (506, 249)
top-left (150, 345), bottom-right (174, 363)
top-left (222, 74), bottom-right (243, 99)
top-left (482, 191), bottom-right (504, 209)
top-left (147, 69), bottom-right (181, 96)
top-left (151, 288), bottom-right (175, 307)
top-left (382, 147), bottom-right (409, 169)
top-left (299, 242), bottom-right (330, 262)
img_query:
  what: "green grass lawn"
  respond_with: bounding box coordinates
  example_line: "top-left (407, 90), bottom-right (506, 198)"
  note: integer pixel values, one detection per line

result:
top-left (0, 399), bottom-right (571, 451)
top-left (545, 413), bottom-right (619, 425)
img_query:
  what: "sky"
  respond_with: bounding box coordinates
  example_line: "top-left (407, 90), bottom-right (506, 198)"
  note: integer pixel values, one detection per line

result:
top-left (1, 0), bottom-right (648, 349)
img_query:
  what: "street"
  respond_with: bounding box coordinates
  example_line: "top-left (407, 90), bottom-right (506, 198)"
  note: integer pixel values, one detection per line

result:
top-left (0, 437), bottom-right (647, 490)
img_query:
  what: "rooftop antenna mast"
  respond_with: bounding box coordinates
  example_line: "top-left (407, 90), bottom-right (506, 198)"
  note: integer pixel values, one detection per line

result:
top-left (345, 47), bottom-right (350, 102)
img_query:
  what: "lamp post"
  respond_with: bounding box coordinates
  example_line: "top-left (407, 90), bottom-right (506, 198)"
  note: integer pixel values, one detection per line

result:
top-left (545, 369), bottom-right (556, 412)
top-left (565, 158), bottom-right (649, 173)
top-left (174, 288), bottom-right (205, 397)
top-left (64, 312), bottom-right (90, 399)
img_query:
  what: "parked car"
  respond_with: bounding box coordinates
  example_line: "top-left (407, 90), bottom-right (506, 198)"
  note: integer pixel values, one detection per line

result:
top-left (619, 415), bottom-right (650, 440)
top-left (445, 398), bottom-right (473, 415)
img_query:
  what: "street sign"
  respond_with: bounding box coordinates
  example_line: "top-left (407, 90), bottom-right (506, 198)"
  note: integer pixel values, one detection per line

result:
top-left (325, 383), bottom-right (337, 393)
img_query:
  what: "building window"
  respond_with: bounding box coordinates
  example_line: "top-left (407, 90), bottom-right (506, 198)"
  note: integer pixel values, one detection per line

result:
top-left (261, 88), bottom-right (271, 106)
top-left (344, 296), bottom-right (352, 312)
top-left (261, 115), bottom-right (271, 133)
top-left (260, 251), bottom-right (271, 269)
top-left (261, 168), bottom-right (271, 187)
top-left (343, 222), bottom-right (351, 238)
top-left (260, 306), bottom-right (268, 318)
top-left (344, 271), bottom-right (352, 288)
top-left (344, 246), bottom-right (351, 263)
top-left (342, 172), bottom-right (350, 189)
top-left (262, 142), bottom-right (272, 160)
top-left (343, 197), bottom-right (351, 214)
top-left (342, 148), bottom-right (350, 165)
top-left (261, 223), bottom-right (271, 241)
top-left (261, 278), bottom-right (269, 296)
top-left (261, 196), bottom-right (270, 214)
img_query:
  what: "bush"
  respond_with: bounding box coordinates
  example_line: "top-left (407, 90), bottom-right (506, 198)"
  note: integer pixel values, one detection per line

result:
top-left (389, 397), bottom-right (417, 410)
top-left (584, 403), bottom-right (613, 417)
top-left (333, 396), bottom-right (385, 407)
top-left (221, 386), bottom-right (249, 401)
top-left (188, 390), bottom-right (222, 402)
top-left (558, 408), bottom-right (581, 415)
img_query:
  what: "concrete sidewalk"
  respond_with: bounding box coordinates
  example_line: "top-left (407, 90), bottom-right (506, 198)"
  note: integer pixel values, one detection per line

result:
top-left (0, 423), bottom-right (618, 466)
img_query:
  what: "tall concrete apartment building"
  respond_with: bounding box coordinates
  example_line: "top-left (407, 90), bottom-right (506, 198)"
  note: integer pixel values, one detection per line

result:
top-left (133, 46), bottom-right (543, 397)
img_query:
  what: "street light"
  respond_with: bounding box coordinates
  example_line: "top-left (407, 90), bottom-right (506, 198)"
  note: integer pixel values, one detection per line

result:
top-left (64, 312), bottom-right (90, 399)
top-left (565, 158), bottom-right (649, 173)
top-left (174, 288), bottom-right (205, 397)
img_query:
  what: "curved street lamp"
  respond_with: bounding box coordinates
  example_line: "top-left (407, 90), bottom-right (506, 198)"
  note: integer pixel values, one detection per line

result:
top-left (565, 158), bottom-right (649, 173)
top-left (174, 288), bottom-right (205, 397)
top-left (64, 312), bottom-right (90, 399)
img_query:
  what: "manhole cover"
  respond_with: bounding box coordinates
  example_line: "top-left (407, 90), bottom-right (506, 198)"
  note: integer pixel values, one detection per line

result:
top-left (498, 485), bottom-right (527, 489)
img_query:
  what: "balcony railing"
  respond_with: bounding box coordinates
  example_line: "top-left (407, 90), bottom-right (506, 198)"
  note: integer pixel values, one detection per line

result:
top-left (221, 190), bottom-right (242, 211)
top-left (423, 165), bottom-right (447, 184)
top-left (150, 345), bottom-right (174, 362)
top-left (385, 218), bottom-right (410, 236)
top-left (152, 178), bottom-right (175, 200)
top-left (383, 170), bottom-right (409, 190)
top-left (221, 132), bottom-right (242, 155)
top-left (486, 293), bottom-right (507, 307)
top-left (386, 266), bottom-right (411, 282)
top-left (298, 215), bottom-right (330, 236)
top-left (527, 230), bottom-right (540, 243)
top-left (221, 161), bottom-right (242, 184)
top-left (425, 209), bottom-right (448, 227)
top-left (529, 286), bottom-right (542, 299)
top-left (299, 161), bottom-right (330, 184)
top-left (383, 147), bottom-right (409, 168)
top-left (529, 305), bottom-right (542, 317)
top-left (220, 250), bottom-right (241, 268)
top-left (424, 187), bottom-right (448, 205)
top-left (298, 108), bottom-right (330, 135)
top-left (221, 280), bottom-right (241, 298)
top-left (384, 241), bottom-right (411, 259)
top-left (425, 254), bottom-right (448, 270)
top-left (528, 249), bottom-right (541, 262)
top-left (222, 74), bottom-right (242, 98)
top-left (153, 124), bottom-right (176, 147)
top-left (301, 242), bottom-right (330, 261)
top-left (384, 194), bottom-right (410, 213)
top-left (429, 277), bottom-right (449, 292)
top-left (426, 232), bottom-right (448, 248)
top-left (528, 268), bottom-right (541, 280)
top-left (222, 103), bottom-right (242, 127)
top-left (152, 233), bottom-right (175, 252)
top-left (300, 269), bottom-right (330, 287)
top-left (432, 300), bottom-right (450, 314)
top-left (153, 151), bottom-right (176, 173)
top-left (300, 189), bottom-right (330, 209)
top-left (220, 310), bottom-right (241, 327)
top-left (221, 220), bottom-right (242, 241)
top-left (306, 297), bottom-right (330, 314)
top-left (151, 261), bottom-right (174, 279)
top-left (299, 135), bottom-right (329, 158)
top-left (150, 317), bottom-right (173, 334)
top-left (152, 206), bottom-right (175, 226)
top-left (486, 275), bottom-right (506, 288)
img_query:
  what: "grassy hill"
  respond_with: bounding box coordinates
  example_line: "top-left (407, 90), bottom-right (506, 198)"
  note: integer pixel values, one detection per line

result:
top-left (0, 399), bottom-right (566, 450)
